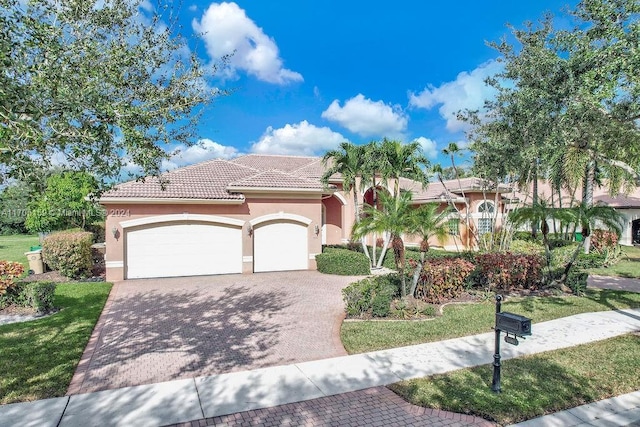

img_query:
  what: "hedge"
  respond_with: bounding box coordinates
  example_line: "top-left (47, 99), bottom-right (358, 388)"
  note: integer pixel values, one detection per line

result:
top-left (0, 281), bottom-right (56, 312)
top-left (316, 249), bottom-right (370, 275)
top-left (342, 275), bottom-right (400, 318)
top-left (42, 231), bottom-right (94, 278)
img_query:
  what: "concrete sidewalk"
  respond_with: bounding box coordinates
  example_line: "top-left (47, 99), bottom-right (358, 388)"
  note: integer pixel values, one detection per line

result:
top-left (1, 308), bottom-right (639, 427)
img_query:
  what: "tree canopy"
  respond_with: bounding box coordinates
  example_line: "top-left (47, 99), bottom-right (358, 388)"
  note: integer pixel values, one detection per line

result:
top-left (464, 0), bottom-right (640, 206)
top-left (0, 0), bottom-right (224, 189)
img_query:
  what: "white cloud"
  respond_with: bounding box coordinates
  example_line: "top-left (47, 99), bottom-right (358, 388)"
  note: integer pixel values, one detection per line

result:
top-left (321, 94), bottom-right (408, 138)
top-left (409, 60), bottom-right (502, 132)
top-left (188, 4), bottom-right (198, 12)
top-left (251, 121), bottom-right (346, 156)
top-left (413, 137), bottom-right (438, 159)
top-left (193, 2), bottom-right (302, 85)
top-left (162, 139), bottom-right (239, 170)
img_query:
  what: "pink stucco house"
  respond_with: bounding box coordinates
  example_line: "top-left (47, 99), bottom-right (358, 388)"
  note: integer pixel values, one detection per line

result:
top-left (100, 154), bottom-right (511, 281)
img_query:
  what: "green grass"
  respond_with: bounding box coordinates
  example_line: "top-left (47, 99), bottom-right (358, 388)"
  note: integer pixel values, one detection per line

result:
top-left (589, 245), bottom-right (640, 278)
top-left (389, 333), bottom-right (640, 426)
top-left (341, 288), bottom-right (640, 354)
top-left (0, 234), bottom-right (40, 269)
top-left (0, 282), bottom-right (112, 404)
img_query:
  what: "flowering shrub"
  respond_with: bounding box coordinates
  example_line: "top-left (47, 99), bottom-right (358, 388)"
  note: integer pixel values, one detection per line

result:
top-left (413, 258), bottom-right (475, 303)
top-left (0, 260), bottom-right (25, 295)
top-left (474, 252), bottom-right (544, 292)
top-left (42, 231), bottom-right (94, 278)
top-left (591, 229), bottom-right (619, 252)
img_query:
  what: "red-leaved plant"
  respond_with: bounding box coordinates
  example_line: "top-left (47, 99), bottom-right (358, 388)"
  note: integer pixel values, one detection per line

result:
top-left (0, 261), bottom-right (25, 295)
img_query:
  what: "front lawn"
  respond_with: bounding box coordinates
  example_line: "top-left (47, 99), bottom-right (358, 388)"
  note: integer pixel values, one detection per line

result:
top-left (390, 333), bottom-right (640, 425)
top-left (589, 245), bottom-right (640, 278)
top-left (0, 282), bottom-right (111, 404)
top-left (0, 234), bottom-right (40, 269)
top-left (341, 288), bottom-right (640, 354)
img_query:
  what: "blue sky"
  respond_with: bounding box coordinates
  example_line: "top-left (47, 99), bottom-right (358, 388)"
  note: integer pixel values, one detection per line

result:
top-left (160, 0), bottom-right (577, 171)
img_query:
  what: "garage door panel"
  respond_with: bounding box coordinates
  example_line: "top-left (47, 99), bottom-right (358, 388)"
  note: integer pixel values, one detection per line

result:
top-left (126, 222), bottom-right (242, 279)
top-left (254, 222), bottom-right (308, 273)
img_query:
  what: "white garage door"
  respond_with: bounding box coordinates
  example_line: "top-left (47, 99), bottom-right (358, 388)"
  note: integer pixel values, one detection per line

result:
top-left (126, 222), bottom-right (242, 279)
top-left (253, 221), bottom-right (308, 272)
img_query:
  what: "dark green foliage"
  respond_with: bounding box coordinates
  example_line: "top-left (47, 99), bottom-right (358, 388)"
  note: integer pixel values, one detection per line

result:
top-left (42, 231), bottom-right (94, 278)
top-left (0, 281), bottom-right (56, 312)
top-left (342, 275), bottom-right (399, 318)
top-left (85, 222), bottom-right (105, 243)
top-left (316, 249), bottom-right (370, 275)
top-left (574, 253), bottom-right (607, 270)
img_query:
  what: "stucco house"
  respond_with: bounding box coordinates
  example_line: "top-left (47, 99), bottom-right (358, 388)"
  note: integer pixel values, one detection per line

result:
top-left (514, 180), bottom-right (640, 246)
top-left (100, 154), bottom-right (511, 281)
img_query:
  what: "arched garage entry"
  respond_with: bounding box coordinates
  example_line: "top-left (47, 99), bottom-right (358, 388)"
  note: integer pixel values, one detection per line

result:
top-left (121, 214), bottom-right (244, 279)
top-left (250, 213), bottom-right (312, 273)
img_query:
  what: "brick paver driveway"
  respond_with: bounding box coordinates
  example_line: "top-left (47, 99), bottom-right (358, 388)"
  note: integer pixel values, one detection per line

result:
top-left (69, 271), bottom-right (361, 394)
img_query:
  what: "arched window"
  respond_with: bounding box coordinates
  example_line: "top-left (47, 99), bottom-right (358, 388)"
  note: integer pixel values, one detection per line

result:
top-left (477, 202), bottom-right (494, 235)
top-left (478, 202), bottom-right (495, 214)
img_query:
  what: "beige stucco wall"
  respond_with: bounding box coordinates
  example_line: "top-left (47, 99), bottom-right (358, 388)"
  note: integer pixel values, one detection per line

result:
top-left (102, 195), bottom-right (324, 281)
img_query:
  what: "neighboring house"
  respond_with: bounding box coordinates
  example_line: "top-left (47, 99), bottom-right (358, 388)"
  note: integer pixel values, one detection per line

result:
top-left (513, 180), bottom-right (640, 246)
top-left (100, 154), bottom-right (510, 281)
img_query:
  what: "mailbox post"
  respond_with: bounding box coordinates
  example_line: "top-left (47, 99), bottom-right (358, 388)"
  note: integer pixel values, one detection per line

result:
top-left (491, 294), bottom-right (532, 393)
top-left (491, 295), bottom-right (503, 393)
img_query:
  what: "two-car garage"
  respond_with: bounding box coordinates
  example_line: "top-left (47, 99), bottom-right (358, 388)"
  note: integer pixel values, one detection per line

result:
top-left (121, 214), bottom-right (310, 279)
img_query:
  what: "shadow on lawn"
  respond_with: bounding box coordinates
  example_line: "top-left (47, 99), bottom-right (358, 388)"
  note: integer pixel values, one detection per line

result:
top-left (389, 356), bottom-right (600, 425)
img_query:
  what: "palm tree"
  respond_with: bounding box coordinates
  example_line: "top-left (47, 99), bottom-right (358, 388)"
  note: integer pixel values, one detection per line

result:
top-left (379, 138), bottom-right (430, 200)
top-left (321, 142), bottom-right (370, 258)
top-left (352, 190), bottom-right (414, 297)
top-left (408, 203), bottom-right (452, 296)
top-left (508, 200), bottom-right (571, 267)
top-left (372, 138), bottom-right (431, 266)
top-left (565, 202), bottom-right (625, 254)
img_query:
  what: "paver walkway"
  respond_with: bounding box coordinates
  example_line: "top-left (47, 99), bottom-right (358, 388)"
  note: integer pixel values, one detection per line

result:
top-left (69, 271), bottom-right (360, 394)
top-left (163, 386), bottom-right (493, 427)
top-left (588, 274), bottom-right (640, 293)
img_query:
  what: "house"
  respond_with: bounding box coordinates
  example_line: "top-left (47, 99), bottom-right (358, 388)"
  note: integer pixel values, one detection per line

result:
top-left (512, 180), bottom-right (640, 246)
top-left (100, 154), bottom-right (511, 281)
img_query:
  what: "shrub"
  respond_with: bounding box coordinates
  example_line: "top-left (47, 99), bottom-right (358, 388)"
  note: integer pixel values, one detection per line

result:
top-left (474, 252), bottom-right (544, 292)
top-left (591, 229), bottom-right (619, 252)
top-left (0, 281), bottom-right (56, 312)
top-left (413, 258), bottom-right (475, 303)
top-left (574, 253), bottom-right (607, 269)
top-left (509, 239), bottom-right (544, 255)
top-left (42, 231), bottom-right (94, 278)
top-left (316, 249), bottom-right (370, 275)
top-left (512, 231), bottom-right (539, 242)
top-left (0, 260), bottom-right (25, 295)
top-left (342, 275), bottom-right (399, 318)
top-left (85, 221), bottom-right (106, 243)
top-left (548, 239), bottom-right (575, 249)
top-left (566, 270), bottom-right (589, 295)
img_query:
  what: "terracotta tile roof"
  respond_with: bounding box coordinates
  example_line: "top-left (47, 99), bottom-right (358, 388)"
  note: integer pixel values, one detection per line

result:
top-left (228, 169), bottom-right (326, 190)
top-left (102, 159), bottom-right (255, 200)
top-left (230, 154), bottom-right (319, 173)
top-left (401, 177), bottom-right (510, 202)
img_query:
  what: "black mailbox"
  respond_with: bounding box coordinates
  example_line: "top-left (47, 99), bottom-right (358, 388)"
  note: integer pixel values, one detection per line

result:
top-left (496, 312), bottom-right (532, 336)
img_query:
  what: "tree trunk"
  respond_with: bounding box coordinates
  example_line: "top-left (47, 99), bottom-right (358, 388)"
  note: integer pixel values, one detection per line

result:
top-left (583, 160), bottom-right (595, 254)
top-left (531, 163), bottom-right (539, 237)
top-left (392, 235), bottom-right (406, 297)
top-left (376, 232), bottom-right (390, 269)
top-left (353, 188), bottom-right (371, 260)
top-left (409, 252), bottom-right (425, 297)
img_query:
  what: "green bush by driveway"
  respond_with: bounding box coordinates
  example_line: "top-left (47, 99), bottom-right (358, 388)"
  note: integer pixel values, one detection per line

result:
top-left (316, 248), bottom-right (370, 275)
